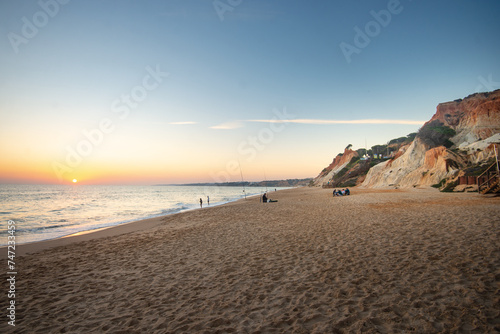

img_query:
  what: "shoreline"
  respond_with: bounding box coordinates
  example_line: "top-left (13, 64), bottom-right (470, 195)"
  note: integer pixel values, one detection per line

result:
top-left (1, 214), bottom-right (166, 259)
top-left (0, 186), bottom-right (481, 258)
top-left (0, 188), bottom-right (273, 257)
top-left (2, 186), bottom-right (499, 333)
top-left (0, 188), bottom-right (278, 258)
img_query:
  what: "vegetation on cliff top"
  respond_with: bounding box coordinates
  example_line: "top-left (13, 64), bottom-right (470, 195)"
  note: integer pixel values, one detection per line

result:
top-left (317, 131), bottom-right (418, 187)
top-left (417, 120), bottom-right (456, 148)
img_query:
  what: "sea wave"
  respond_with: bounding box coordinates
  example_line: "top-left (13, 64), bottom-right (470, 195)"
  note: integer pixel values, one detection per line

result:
top-left (160, 205), bottom-right (191, 215)
top-left (0, 185), bottom-right (289, 246)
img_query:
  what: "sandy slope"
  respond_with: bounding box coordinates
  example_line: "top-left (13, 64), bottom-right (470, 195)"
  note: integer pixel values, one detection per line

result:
top-left (2, 187), bottom-right (499, 333)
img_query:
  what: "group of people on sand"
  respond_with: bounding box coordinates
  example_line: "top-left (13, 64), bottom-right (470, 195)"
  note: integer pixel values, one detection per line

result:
top-left (333, 188), bottom-right (350, 197)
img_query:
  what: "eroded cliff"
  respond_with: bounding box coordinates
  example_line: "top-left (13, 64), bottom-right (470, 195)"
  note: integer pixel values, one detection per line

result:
top-left (313, 148), bottom-right (358, 186)
top-left (313, 90), bottom-right (500, 189)
top-left (362, 90), bottom-right (500, 188)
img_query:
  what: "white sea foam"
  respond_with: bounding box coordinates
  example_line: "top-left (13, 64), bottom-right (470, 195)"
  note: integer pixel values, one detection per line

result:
top-left (0, 185), bottom-right (285, 246)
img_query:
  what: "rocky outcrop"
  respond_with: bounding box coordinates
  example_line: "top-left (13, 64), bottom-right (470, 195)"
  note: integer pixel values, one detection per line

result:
top-left (313, 90), bottom-right (500, 189)
top-left (361, 90), bottom-right (500, 188)
top-left (362, 138), bottom-right (468, 188)
top-left (426, 90), bottom-right (500, 147)
top-left (312, 148), bottom-right (358, 186)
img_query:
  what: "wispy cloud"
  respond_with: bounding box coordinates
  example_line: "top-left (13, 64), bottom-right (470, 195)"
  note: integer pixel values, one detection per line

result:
top-left (210, 121), bottom-right (244, 130)
top-left (247, 119), bottom-right (425, 125)
top-left (169, 121), bottom-right (198, 125)
top-left (205, 118), bottom-right (424, 130)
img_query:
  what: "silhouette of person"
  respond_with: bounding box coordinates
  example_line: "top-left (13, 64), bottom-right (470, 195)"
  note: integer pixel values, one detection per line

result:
top-left (199, 198), bottom-right (203, 208)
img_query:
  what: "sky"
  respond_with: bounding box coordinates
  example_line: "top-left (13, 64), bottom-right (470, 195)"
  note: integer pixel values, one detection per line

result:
top-left (0, 0), bottom-right (499, 185)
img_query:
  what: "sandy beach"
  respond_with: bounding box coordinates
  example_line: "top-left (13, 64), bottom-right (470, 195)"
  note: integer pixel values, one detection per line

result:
top-left (2, 187), bottom-right (499, 333)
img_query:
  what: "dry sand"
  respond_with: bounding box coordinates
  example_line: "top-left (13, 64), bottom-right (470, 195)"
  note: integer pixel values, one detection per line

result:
top-left (1, 187), bottom-right (499, 333)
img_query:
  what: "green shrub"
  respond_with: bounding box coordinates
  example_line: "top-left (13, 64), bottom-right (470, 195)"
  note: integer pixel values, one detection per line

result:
top-left (432, 178), bottom-right (446, 188)
top-left (388, 137), bottom-right (407, 145)
top-left (371, 144), bottom-right (387, 156)
top-left (334, 167), bottom-right (349, 180)
top-left (348, 156), bottom-right (360, 166)
top-left (406, 132), bottom-right (417, 142)
top-left (417, 120), bottom-right (456, 148)
top-left (441, 180), bottom-right (458, 192)
top-left (356, 148), bottom-right (367, 157)
top-left (339, 179), bottom-right (357, 187)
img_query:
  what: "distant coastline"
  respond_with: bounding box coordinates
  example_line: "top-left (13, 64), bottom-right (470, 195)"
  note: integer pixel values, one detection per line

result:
top-left (156, 178), bottom-right (313, 188)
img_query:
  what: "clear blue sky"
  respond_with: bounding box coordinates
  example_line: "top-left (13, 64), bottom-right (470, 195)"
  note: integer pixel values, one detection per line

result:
top-left (1, 0), bottom-right (499, 184)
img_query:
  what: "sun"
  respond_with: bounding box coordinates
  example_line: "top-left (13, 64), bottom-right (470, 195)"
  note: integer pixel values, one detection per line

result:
top-left (72, 179), bottom-right (78, 183)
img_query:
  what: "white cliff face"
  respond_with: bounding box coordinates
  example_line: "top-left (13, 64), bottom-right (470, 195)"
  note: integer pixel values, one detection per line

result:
top-left (361, 139), bottom-right (427, 188)
top-left (459, 133), bottom-right (500, 153)
top-left (361, 139), bottom-right (465, 188)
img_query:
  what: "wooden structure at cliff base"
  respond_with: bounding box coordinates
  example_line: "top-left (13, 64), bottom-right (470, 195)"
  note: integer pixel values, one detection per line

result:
top-left (478, 144), bottom-right (500, 195)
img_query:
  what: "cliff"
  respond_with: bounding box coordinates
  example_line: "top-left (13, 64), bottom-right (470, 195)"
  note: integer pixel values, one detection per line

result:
top-left (313, 90), bottom-right (500, 190)
top-left (362, 90), bottom-right (500, 188)
top-left (361, 138), bottom-right (467, 188)
top-left (427, 90), bottom-right (500, 146)
top-left (312, 148), bottom-right (358, 186)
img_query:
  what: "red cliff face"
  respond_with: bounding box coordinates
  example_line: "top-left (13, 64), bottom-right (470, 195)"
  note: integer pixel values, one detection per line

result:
top-left (314, 148), bottom-right (358, 185)
top-left (319, 149), bottom-right (357, 177)
top-left (425, 90), bottom-right (500, 142)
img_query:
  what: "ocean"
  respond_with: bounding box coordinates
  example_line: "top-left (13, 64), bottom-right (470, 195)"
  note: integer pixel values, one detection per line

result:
top-left (0, 184), bottom-right (286, 246)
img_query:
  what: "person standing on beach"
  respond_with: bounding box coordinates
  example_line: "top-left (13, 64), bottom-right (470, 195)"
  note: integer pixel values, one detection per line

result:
top-left (207, 196), bottom-right (210, 205)
top-left (199, 198), bottom-right (203, 208)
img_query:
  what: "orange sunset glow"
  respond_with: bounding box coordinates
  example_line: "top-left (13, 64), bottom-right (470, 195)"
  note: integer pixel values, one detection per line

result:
top-left (1, 1), bottom-right (498, 186)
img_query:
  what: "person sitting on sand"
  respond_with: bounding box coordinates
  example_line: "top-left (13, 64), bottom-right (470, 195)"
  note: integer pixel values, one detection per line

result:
top-left (262, 193), bottom-right (278, 203)
top-left (345, 188), bottom-right (350, 195)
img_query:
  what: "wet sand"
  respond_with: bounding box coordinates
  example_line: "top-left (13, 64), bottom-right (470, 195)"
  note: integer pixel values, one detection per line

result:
top-left (1, 187), bottom-right (499, 333)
